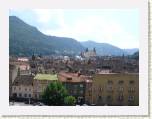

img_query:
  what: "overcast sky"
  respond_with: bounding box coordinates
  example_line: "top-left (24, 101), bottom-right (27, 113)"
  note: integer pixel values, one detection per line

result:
top-left (10, 9), bottom-right (139, 49)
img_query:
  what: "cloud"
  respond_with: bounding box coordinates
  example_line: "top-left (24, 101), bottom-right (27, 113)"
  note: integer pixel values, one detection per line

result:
top-left (32, 9), bottom-right (139, 49)
top-left (33, 9), bottom-right (65, 26)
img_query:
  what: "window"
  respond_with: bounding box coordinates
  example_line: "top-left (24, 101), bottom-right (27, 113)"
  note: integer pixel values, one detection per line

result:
top-left (99, 87), bottom-right (103, 92)
top-left (107, 80), bottom-right (113, 85)
top-left (98, 96), bottom-right (102, 100)
top-left (117, 87), bottom-right (124, 92)
top-left (118, 80), bottom-right (124, 84)
top-left (73, 90), bottom-right (77, 94)
top-left (107, 86), bottom-right (113, 92)
top-left (118, 94), bottom-right (124, 101)
top-left (29, 94), bottom-right (31, 98)
top-left (14, 87), bottom-right (16, 91)
top-left (80, 90), bottom-right (83, 94)
top-left (128, 96), bottom-right (134, 102)
top-left (74, 85), bottom-right (77, 88)
top-left (19, 87), bottom-right (21, 90)
top-left (24, 94), bottom-right (27, 98)
top-left (80, 84), bottom-right (83, 88)
top-left (70, 90), bottom-right (73, 94)
top-left (29, 88), bottom-right (31, 91)
top-left (89, 91), bottom-right (91, 96)
top-left (129, 80), bottom-right (135, 84)
top-left (25, 88), bottom-right (27, 91)
top-left (89, 87), bottom-right (92, 91)
top-left (107, 95), bottom-right (112, 101)
top-left (128, 87), bottom-right (135, 93)
top-left (19, 93), bottom-right (22, 97)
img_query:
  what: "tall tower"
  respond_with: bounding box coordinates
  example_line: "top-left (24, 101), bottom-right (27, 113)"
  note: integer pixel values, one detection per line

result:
top-left (93, 48), bottom-right (96, 53)
top-left (86, 48), bottom-right (89, 52)
top-left (32, 53), bottom-right (36, 61)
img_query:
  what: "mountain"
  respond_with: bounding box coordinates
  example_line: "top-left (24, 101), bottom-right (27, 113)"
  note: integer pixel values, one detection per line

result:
top-left (123, 48), bottom-right (139, 55)
top-left (81, 41), bottom-right (138, 56)
top-left (9, 16), bottom-right (85, 56)
top-left (81, 41), bottom-right (125, 56)
top-left (130, 51), bottom-right (139, 60)
top-left (9, 16), bottom-right (138, 57)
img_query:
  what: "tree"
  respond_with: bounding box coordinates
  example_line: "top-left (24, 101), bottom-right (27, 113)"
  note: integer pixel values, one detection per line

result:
top-left (64, 96), bottom-right (76, 106)
top-left (42, 81), bottom-right (68, 106)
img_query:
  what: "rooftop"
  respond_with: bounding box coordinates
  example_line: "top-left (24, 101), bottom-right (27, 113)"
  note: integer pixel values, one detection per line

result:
top-left (12, 75), bottom-right (34, 86)
top-left (58, 72), bottom-right (92, 83)
top-left (34, 74), bottom-right (58, 81)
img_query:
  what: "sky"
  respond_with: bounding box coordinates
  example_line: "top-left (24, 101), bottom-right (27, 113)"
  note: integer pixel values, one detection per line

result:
top-left (9, 9), bottom-right (139, 49)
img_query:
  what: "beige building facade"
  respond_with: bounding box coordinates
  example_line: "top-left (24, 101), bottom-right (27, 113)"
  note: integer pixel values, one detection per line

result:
top-left (89, 73), bottom-right (139, 106)
top-left (86, 74), bottom-right (139, 106)
top-left (33, 74), bottom-right (58, 100)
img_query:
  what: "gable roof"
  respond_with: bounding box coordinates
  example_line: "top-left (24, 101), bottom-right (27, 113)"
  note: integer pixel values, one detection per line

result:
top-left (12, 75), bottom-right (34, 86)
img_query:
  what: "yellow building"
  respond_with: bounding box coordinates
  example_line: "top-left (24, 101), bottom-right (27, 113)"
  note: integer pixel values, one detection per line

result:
top-left (33, 74), bottom-right (58, 100)
top-left (89, 73), bottom-right (139, 106)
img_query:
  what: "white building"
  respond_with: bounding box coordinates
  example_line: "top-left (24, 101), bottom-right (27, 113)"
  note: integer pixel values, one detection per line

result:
top-left (12, 75), bottom-right (34, 99)
top-left (81, 48), bottom-right (96, 58)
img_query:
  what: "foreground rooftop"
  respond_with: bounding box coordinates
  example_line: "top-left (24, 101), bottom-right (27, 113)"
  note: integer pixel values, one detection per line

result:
top-left (34, 74), bottom-right (58, 81)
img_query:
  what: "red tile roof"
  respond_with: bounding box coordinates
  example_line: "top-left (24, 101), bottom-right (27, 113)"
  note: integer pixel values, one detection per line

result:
top-left (58, 72), bottom-right (92, 83)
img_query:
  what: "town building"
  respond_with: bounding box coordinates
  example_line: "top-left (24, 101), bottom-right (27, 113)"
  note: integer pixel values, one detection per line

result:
top-left (9, 55), bottom-right (139, 106)
top-left (58, 72), bottom-right (93, 104)
top-left (18, 57), bottom-right (29, 62)
top-left (81, 48), bottom-right (96, 58)
top-left (9, 64), bottom-right (18, 97)
top-left (90, 73), bottom-right (139, 106)
top-left (33, 74), bottom-right (58, 100)
top-left (11, 75), bottom-right (34, 100)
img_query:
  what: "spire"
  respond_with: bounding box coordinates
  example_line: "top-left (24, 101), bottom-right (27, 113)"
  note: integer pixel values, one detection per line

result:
top-left (39, 53), bottom-right (42, 58)
top-left (122, 53), bottom-right (124, 59)
top-left (32, 53), bottom-right (36, 61)
top-left (93, 47), bottom-right (96, 53)
top-left (86, 48), bottom-right (88, 52)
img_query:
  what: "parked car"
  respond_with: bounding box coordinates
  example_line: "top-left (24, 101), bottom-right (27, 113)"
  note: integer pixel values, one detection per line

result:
top-left (90, 104), bottom-right (96, 106)
top-left (33, 102), bottom-right (45, 106)
top-left (82, 104), bottom-right (88, 106)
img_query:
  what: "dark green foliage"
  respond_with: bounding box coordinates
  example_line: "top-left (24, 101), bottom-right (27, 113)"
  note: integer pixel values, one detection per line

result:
top-left (41, 81), bottom-right (68, 106)
top-left (64, 96), bottom-right (76, 106)
top-left (9, 16), bottom-right (84, 56)
top-left (127, 51), bottom-right (139, 60)
top-left (123, 48), bottom-right (139, 55)
top-left (131, 51), bottom-right (139, 60)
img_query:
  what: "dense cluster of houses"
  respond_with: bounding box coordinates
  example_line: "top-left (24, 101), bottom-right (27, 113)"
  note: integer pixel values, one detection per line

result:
top-left (9, 53), bottom-right (139, 106)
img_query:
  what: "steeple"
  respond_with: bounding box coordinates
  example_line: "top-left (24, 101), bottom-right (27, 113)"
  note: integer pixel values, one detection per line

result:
top-left (86, 48), bottom-right (88, 52)
top-left (32, 53), bottom-right (36, 61)
top-left (93, 47), bottom-right (96, 53)
top-left (122, 53), bottom-right (124, 59)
